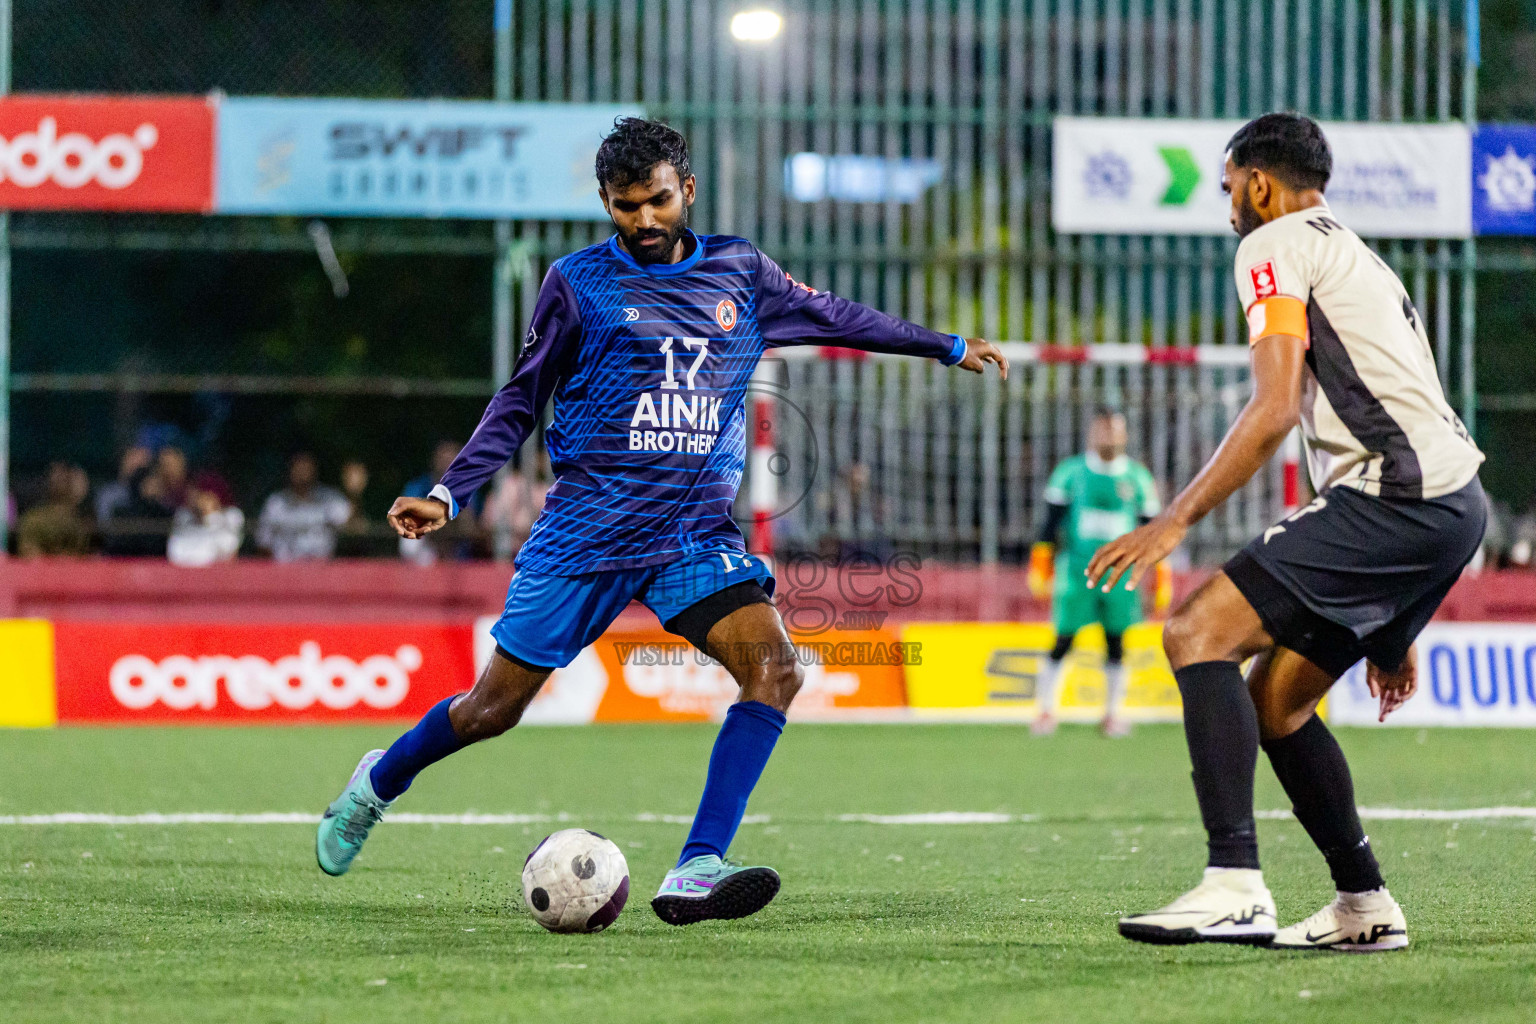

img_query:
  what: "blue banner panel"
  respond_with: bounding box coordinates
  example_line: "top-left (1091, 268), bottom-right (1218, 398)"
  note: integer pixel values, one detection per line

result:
top-left (216, 98), bottom-right (640, 220)
top-left (1472, 123), bottom-right (1536, 236)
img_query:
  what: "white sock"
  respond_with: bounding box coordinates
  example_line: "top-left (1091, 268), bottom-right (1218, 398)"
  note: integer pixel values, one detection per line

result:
top-left (1340, 887), bottom-right (1393, 909)
top-left (1104, 661), bottom-right (1127, 719)
top-left (1035, 656), bottom-right (1062, 715)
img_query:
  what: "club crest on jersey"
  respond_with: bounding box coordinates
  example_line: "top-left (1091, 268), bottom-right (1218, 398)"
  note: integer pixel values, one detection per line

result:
top-left (1249, 260), bottom-right (1278, 300)
top-left (715, 298), bottom-right (738, 332)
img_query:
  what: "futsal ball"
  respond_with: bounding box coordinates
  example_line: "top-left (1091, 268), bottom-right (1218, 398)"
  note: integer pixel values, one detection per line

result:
top-left (521, 828), bottom-right (630, 933)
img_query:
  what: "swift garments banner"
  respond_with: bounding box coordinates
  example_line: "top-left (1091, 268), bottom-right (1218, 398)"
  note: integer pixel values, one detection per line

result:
top-left (215, 97), bottom-right (639, 220)
top-left (0, 95), bottom-right (215, 212)
top-left (51, 622), bottom-right (475, 724)
top-left (1053, 116), bottom-right (1473, 238)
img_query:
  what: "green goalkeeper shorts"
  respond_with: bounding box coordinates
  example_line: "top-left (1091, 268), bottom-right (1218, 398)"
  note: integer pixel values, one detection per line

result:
top-left (1052, 557), bottom-right (1144, 637)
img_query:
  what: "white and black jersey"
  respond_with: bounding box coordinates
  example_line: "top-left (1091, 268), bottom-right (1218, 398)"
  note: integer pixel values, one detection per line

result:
top-left (1234, 202), bottom-right (1483, 500)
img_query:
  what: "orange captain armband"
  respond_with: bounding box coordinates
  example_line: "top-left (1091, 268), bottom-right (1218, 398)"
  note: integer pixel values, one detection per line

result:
top-left (1245, 295), bottom-right (1308, 347)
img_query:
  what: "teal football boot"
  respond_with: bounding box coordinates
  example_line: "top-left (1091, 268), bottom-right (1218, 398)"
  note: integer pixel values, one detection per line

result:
top-left (651, 854), bottom-right (780, 925)
top-left (316, 749), bottom-right (392, 877)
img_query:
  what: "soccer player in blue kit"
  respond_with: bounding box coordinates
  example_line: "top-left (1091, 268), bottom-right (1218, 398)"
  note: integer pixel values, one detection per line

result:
top-left (316, 118), bottom-right (1008, 925)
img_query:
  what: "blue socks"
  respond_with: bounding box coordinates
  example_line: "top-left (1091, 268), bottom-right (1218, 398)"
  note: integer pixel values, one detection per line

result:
top-left (369, 695), bottom-right (786, 860)
top-left (369, 698), bottom-right (469, 802)
top-left (678, 700), bottom-right (787, 866)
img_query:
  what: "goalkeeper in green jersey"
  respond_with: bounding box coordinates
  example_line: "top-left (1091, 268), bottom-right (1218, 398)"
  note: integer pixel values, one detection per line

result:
top-left (1027, 408), bottom-right (1171, 737)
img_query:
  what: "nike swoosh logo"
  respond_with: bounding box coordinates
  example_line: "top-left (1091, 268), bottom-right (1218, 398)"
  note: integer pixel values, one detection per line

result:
top-left (1304, 928), bottom-right (1343, 943)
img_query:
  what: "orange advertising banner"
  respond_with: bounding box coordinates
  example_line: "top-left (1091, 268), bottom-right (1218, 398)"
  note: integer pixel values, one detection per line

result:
top-left (476, 620), bottom-right (909, 723)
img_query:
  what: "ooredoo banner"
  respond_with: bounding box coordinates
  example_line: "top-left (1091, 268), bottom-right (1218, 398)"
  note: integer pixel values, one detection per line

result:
top-left (1053, 116), bottom-right (1473, 238)
top-left (0, 95), bottom-right (215, 212)
top-left (52, 622), bottom-right (475, 724)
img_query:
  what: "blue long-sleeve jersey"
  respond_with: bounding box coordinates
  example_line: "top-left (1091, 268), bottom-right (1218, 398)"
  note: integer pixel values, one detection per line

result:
top-left (433, 230), bottom-right (965, 575)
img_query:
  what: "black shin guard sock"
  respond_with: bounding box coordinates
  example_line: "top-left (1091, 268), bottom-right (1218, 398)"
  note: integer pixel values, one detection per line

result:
top-left (1261, 715), bottom-right (1385, 893)
top-left (1174, 661), bottom-right (1261, 869)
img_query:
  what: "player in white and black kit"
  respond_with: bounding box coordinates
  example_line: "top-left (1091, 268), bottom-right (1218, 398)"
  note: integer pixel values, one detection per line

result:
top-left (1087, 113), bottom-right (1485, 952)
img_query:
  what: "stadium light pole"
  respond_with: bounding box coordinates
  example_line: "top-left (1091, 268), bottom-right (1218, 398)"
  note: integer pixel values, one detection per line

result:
top-left (0, 0), bottom-right (11, 557)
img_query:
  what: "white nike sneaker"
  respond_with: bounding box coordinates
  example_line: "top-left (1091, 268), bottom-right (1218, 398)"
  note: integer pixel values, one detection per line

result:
top-left (1118, 867), bottom-right (1278, 945)
top-left (1270, 889), bottom-right (1408, 952)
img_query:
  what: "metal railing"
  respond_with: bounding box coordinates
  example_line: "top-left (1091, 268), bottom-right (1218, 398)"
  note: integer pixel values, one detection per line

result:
top-left (754, 343), bottom-right (1265, 567)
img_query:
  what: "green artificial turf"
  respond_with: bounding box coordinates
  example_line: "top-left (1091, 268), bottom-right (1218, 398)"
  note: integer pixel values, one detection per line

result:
top-left (2, 723), bottom-right (1533, 1023)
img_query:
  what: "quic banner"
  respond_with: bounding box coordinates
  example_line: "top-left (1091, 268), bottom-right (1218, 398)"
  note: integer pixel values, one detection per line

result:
top-left (51, 622), bottom-right (474, 724)
top-left (0, 95), bottom-right (215, 212)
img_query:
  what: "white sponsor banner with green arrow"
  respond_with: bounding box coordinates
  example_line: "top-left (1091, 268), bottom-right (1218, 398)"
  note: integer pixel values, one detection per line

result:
top-left (1053, 116), bottom-right (1471, 239)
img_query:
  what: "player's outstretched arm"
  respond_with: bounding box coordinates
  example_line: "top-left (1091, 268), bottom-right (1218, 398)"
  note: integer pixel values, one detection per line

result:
top-left (1085, 333), bottom-right (1306, 593)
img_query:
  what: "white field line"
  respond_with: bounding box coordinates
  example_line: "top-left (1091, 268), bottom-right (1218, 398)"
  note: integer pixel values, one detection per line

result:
top-left (0, 808), bottom-right (1533, 826)
top-left (1264, 807), bottom-right (1536, 821)
top-left (837, 812), bottom-right (1034, 824)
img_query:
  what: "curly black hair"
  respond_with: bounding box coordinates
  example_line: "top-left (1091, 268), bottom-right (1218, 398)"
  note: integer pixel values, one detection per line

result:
top-left (594, 116), bottom-right (692, 190)
top-left (1227, 112), bottom-right (1332, 192)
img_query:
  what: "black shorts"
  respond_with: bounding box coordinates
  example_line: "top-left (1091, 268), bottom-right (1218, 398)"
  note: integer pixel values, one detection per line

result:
top-left (1224, 476), bottom-right (1486, 678)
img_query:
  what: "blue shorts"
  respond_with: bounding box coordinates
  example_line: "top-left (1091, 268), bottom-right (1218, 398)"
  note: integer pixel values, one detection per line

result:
top-left (490, 546), bottom-right (776, 669)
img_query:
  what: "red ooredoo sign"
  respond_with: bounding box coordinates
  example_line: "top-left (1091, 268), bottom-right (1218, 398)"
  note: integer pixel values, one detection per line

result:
top-left (0, 95), bottom-right (215, 212)
top-left (52, 622), bottom-right (476, 724)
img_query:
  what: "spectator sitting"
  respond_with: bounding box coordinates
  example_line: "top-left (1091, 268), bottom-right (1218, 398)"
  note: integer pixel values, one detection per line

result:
top-left (17, 462), bottom-right (92, 557)
top-left (255, 452), bottom-right (351, 562)
top-left (400, 440), bottom-right (482, 564)
top-left (104, 446), bottom-right (189, 557)
top-left (168, 485), bottom-right (244, 567)
top-left (1511, 503), bottom-right (1536, 570)
top-left (334, 459), bottom-right (393, 558)
top-left (94, 445), bottom-right (153, 524)
top-left (339, 459), bottom-right (371, 534)
top-left (139, 446), bottom-right (191, 514)
top-left (190, 466), bottom-right (237, 512)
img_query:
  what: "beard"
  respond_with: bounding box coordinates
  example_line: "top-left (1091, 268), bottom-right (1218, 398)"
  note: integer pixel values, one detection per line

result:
top-left (1234, 189), bottom-right (1263, 237)
top-left (619, 209), bottom-right (689, 265)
